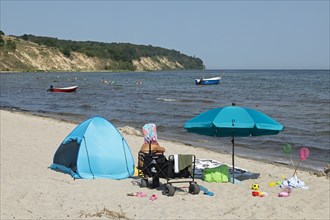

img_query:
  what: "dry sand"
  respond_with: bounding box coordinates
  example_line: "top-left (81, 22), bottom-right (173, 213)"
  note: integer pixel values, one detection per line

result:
top-left (1, 109), bottom-right (329, 219)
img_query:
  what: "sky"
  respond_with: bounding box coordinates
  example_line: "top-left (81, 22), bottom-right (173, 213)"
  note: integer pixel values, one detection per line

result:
top-left (0, 0), bottom-right (329, 70)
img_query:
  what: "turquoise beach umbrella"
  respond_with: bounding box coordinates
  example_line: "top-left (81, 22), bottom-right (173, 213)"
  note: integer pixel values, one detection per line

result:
top-left (184, 104), bottom-right (284, 183)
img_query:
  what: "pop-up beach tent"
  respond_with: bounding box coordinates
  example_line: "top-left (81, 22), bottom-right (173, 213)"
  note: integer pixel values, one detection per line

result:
top-left (50, 116), bottom-right (134, 179)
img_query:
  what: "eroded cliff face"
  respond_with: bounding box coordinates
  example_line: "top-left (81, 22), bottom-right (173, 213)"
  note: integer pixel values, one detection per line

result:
top-left (0, 36), bottom-right (184, 72)
top-left (132, 56), bottom-right (183, 71)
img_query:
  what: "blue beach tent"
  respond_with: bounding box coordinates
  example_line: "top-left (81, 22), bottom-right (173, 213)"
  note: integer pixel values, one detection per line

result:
top-left (50, 116), bottom-right (134, 180)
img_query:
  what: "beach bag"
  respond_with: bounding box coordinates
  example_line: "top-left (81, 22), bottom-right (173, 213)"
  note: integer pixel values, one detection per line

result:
top-left (202, 165), bottom-right (229, 183)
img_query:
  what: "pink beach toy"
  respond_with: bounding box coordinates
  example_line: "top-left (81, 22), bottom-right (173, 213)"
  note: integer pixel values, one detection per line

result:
top-left (136, 192), bottom-right (147, 198)
top-left (150, 194), bottom-right (158, 201)
top-left (299, 147), bottom-right (309, 161)
top-left (293, 147), bottom-right (310, 176)
top-left (278, 187), bottom-right (292, 197)
top-left (278, 191), bottom-right (290, 197)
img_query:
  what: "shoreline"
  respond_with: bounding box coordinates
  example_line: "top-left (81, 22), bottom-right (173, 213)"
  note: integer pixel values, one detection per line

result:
top-left (1, 106), bottom-right (326, 173)
top-left (1, 69), bottom-right (329, 74)
top-left (1, 109), bottom-right (329, 219)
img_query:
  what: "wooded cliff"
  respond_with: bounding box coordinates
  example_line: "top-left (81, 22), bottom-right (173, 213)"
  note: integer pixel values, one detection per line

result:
top-left (0, 33), bottom-right (204, 72)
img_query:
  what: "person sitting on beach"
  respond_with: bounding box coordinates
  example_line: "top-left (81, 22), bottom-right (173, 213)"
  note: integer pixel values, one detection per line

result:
top-left (139, 141), bottom-right (165, 154)
top-left (138, 123), bottom-right (166, 168)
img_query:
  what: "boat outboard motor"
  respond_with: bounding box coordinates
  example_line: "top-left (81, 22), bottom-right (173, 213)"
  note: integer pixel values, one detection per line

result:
top-left (47, 85), bottom-right (54, 92)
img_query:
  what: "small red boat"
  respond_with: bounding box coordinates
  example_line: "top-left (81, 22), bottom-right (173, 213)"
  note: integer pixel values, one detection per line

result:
top-left (47, 85), bottom-right (78, 93)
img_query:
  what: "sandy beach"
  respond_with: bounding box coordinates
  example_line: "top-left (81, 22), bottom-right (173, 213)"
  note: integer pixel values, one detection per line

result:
top-left (1, 109), bottom-right (329, 220)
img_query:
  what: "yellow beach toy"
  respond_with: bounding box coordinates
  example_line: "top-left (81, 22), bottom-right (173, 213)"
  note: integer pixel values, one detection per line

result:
top-left (133, 166), bottom-right (139, 176)
top-left (268, 182), bottom-right (276, 187)
top-left (251, 183), bottom-right (259, 191)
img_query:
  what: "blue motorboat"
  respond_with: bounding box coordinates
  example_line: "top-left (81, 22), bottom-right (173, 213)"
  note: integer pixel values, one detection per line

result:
top-left (195, 76), bottom-right (221, 85)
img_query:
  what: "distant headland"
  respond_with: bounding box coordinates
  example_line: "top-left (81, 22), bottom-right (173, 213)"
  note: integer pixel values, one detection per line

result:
top-left (0, 31), bottom-right (205, 72)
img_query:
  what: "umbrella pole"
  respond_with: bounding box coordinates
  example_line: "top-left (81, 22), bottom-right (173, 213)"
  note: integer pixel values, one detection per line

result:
top-left (231, 136), bottom-right (235, 183)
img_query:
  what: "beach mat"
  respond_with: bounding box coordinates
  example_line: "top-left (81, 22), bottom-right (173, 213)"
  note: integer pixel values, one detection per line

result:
top-left (194, 159), bottom-right (260, 181)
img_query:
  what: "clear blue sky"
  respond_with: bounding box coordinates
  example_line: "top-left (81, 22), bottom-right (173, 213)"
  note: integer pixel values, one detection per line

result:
top-left (1, 0), bottom-right (329, 69)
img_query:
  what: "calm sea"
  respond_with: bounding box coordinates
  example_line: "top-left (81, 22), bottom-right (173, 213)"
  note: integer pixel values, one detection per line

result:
top-left (1, 70), bottom-right (329, 171)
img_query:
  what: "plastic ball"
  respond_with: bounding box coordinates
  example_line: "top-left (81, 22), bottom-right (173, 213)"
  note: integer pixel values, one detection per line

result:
top-left (251, 183), bottom-right (259, 190)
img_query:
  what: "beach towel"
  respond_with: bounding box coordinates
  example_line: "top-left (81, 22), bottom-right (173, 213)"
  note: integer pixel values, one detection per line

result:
top-left (142, 123), bottom-right (158, 144)
top-left (178, 154), bottom-right (193, 174)
top-left (195, 159), bottom-right (260, 181)
top-left (280, 175), bottom-right (308, 189)
top-left (174, 154), bottom-right (193, 174)
top-left (174, 154), bottom-right (179, 173)
top-left (195, 159), bottom-right (222, 178)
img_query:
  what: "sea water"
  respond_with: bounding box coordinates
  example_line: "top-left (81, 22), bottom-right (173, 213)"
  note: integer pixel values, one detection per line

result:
top-left (1, 70), bottom-right (329, 171)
